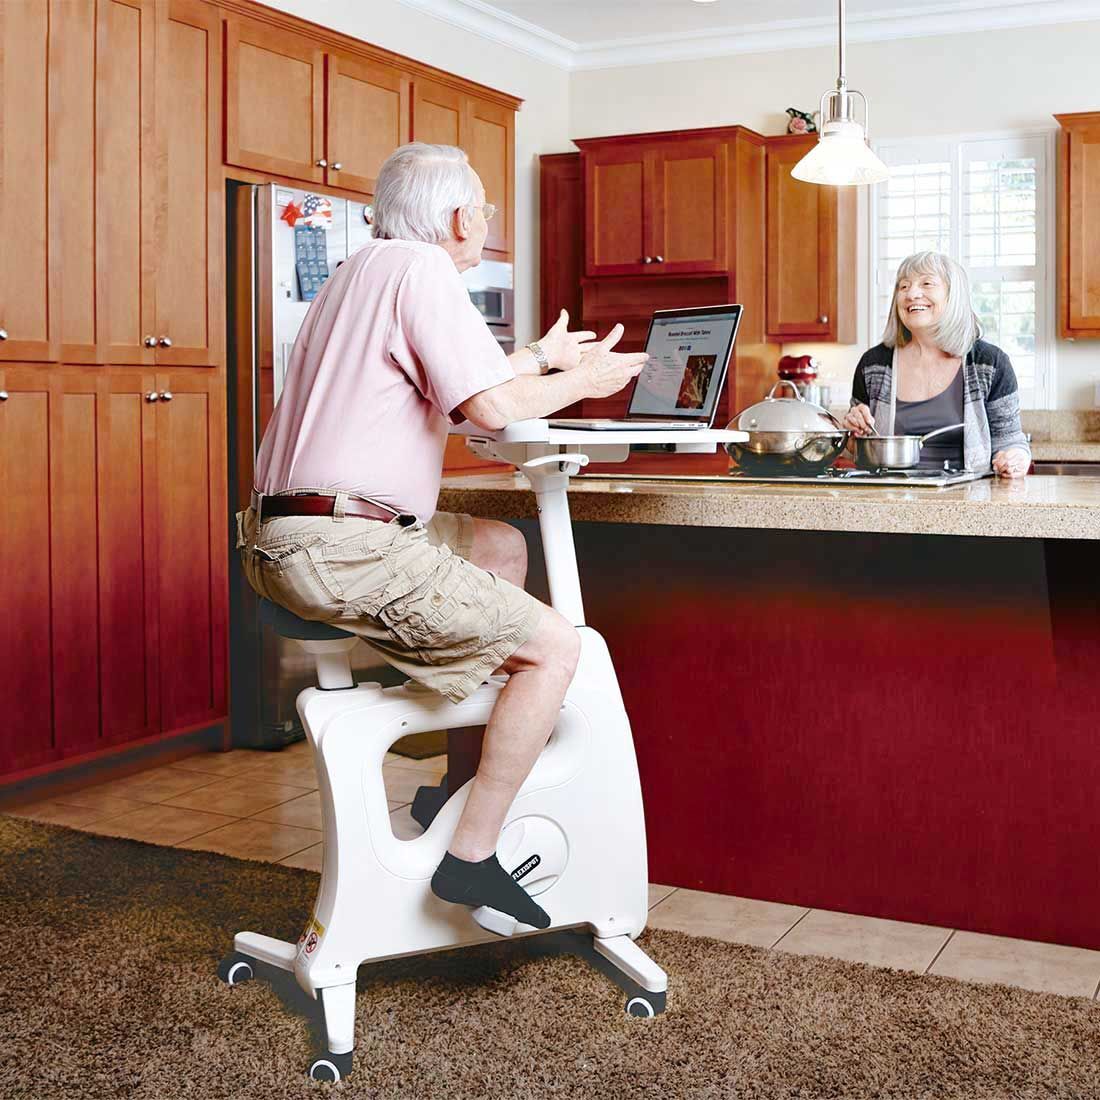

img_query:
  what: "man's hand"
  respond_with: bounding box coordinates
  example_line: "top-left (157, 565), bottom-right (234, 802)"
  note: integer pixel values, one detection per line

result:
top-left (992, 448), bottom-right (1030, 478)
top-left (579, 323), bottom-right (649, 398)
top-left (537, 309), bottom-right (596, 372)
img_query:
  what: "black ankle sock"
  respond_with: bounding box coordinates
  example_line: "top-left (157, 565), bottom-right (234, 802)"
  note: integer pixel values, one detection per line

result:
top-left (431, 851), bottom-right (551, 930)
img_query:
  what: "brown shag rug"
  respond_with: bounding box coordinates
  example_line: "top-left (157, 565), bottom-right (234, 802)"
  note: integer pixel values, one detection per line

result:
top-left (1, 815), bottom-right (1098, 1100)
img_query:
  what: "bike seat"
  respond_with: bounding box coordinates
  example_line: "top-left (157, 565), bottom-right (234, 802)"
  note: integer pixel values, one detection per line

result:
top-left (259, 599), bottom-right (356, 641)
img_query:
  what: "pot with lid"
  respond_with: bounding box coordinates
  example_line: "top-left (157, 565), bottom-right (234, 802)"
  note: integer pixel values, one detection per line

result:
top-left (725, 380), bottom-right (849, 472)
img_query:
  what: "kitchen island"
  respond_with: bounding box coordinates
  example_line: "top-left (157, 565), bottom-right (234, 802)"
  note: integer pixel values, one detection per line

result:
top-left (439, 471), bottom-right (1100, 951)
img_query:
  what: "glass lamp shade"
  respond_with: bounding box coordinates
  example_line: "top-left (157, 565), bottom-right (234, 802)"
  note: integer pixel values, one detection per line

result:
top-left (790, 120), bottom-right (889, 186)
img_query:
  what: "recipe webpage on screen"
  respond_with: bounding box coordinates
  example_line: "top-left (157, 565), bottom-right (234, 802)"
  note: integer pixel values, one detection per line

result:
top-left (629, 314), bottom-right (735, 416)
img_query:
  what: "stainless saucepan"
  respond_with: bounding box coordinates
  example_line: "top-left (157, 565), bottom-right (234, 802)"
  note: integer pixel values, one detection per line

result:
top-left (853, 423), bottom-right (964, 470)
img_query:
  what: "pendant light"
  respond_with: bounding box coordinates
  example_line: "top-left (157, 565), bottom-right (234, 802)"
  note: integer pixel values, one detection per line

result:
top-left (791, 0), bottom-right (889, 186)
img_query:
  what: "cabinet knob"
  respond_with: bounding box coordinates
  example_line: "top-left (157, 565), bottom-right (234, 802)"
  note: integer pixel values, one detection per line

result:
top-left (654, 255), bottom-right (664, 263)
top-left (331, 161), bottom-right (343, 171)
top-left (144, 335), bottom-right (157, 348)
top-left (819, 315), bottom-right (829, 324)
top-left (642, 256), bottom-right (653, 264)
top-left (145, 391), bottom-right (159, 402)
top-left (316, 158), bottom-right (328, 168)
top-left (0, 328), bottom-right (8, 341)
top-left (158, 336), bottom-right (172, 348)
top-left (159, 390), bottom-right (173, 402)
top-left (0, 391), bottom-right (8, 401)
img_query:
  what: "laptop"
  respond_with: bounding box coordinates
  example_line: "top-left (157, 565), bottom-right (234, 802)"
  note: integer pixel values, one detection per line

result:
top-left (549, 304), bottom-right (742, 431)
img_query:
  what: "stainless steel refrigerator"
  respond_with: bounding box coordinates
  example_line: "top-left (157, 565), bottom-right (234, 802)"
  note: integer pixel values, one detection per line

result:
top-left (226, 181), bottom-right (385, 749)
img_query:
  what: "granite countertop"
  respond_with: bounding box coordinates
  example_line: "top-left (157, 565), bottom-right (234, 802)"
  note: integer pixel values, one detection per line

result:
top-left (1030, 441), bottom-right (1100, 462)
top-left (439, 472), bottom-right (1100, 541)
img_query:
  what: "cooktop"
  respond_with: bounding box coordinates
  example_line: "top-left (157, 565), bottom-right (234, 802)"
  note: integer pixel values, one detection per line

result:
top-left (726, 467), bottom-right (992, 488)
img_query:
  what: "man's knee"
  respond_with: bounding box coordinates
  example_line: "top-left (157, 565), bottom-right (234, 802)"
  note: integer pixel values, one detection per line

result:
top-left (503, 607), bottom-right (580, 680)
top-left (473, 519), bottom-right (527, 586)
top-left (534, 608), bottom-right (581, 680)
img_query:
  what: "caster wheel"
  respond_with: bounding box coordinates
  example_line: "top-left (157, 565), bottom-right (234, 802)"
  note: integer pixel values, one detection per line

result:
top-left (308, 1052), bottom-right (353, 1081)
top-left (217, 953), bottom-right (254, 986)
top-left (625, 991), bottom-right (666, 1017)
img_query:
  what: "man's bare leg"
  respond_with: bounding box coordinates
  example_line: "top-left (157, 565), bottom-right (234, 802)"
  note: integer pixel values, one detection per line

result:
top-left (430, 518), bottom-right (580, 926)
top-left (431, 607), bottom-right (579, 926)
top-left (447, 608), bottom-right (580, 860)
top-left (443, 518), bottom-right (530, 794)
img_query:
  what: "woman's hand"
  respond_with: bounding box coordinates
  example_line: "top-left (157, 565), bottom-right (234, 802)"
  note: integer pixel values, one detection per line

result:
top-left (537, 309), bottom-right (596, 372)
top-left (842, 403), bottom-right (876, 436)
top-left (992, 448), bottom-right (1030, 478)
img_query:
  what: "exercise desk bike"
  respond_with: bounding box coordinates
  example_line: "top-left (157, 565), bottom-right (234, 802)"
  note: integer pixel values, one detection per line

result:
top-left (218, 420), bottom-right (744, 1081)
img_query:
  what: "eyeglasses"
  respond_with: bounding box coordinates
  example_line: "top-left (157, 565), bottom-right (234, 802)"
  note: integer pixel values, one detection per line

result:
top-left (475, 202), bottom-right (497, 222)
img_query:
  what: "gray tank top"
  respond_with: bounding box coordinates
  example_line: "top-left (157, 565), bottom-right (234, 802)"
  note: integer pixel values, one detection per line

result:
top-left (895, 368), bottom-right (964, 470)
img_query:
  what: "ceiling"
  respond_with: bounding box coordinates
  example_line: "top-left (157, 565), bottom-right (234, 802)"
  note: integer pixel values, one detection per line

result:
top-left (398, 0), bottom-right (1100, 68)
top-left (482, 0), bottom-right (893, 45)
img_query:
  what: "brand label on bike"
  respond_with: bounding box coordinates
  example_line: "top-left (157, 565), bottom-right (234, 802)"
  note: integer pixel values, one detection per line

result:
top-left (510, 853), bottom-right (541, 882)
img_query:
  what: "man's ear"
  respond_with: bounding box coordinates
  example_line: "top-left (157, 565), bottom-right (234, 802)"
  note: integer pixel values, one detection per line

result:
top-left (452, 206), bottom-right (471, 241)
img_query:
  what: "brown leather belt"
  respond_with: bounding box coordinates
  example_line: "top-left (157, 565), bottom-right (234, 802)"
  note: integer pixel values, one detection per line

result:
top-left (258, 494), bottom-right (406, 524)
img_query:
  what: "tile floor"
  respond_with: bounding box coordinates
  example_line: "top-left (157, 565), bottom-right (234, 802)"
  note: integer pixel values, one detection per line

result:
top-left (7, 743), bottom-right (1100, 1003)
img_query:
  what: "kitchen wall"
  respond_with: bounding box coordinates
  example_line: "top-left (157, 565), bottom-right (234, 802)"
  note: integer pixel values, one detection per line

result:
top-left (259, 0), bottom-right (572, 349)
top-left (570, 19), bottom-right (1100, 409)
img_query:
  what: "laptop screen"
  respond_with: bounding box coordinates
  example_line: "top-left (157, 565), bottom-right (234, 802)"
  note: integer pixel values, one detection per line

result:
top-left (627, 305), bottom-right (742, 422)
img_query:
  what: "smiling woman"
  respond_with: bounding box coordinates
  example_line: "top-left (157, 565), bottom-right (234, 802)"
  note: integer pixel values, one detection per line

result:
top-left (844, 250), bottom-right (1032, 477)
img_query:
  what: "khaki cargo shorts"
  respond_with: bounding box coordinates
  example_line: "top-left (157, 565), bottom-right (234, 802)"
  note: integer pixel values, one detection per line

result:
top-left (236, 505), bottom-right (541, 703)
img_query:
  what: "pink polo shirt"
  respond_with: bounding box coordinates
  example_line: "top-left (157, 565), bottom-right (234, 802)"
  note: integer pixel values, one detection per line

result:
top-left (255, 239), bottom-right (513, 520)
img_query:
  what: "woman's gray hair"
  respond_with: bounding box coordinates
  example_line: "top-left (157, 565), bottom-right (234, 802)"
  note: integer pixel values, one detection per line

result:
top-left (371, 142), bottom-right (479, 244)
top-left (882, 251), bottom-right (981, 357)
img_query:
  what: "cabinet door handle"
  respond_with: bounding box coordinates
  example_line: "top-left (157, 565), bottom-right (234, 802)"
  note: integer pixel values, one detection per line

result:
top-left (145, 391), bottom-right (159, 402)
top-left (144, 335), bottom-right (157, 348)
top-left (642, 256), bottom-right (653, 264)
top-left (331, 161), bottom-right (343, 171)
top-left (654, 255), bottom-right (664, 263)
top-left (158, 336), bottom-right (172, 348)
top-left (316, 158), bottom-right (328, 168)
top-left (819, 315), bottom-right (829, 324)
top-left (0, 328), bottom-right (8, 341)
top-left (159, 390), bottom-right (173, 402)
top-left (0, 391), bottom-right (8, 401)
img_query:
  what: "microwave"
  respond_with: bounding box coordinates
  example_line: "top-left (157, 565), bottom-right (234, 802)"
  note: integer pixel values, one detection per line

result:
top-left (468, 286), bottom-right (513, 327)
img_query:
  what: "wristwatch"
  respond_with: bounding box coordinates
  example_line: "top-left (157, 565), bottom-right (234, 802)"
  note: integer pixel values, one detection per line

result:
top-left (527, 340), bottom-right (551, 375)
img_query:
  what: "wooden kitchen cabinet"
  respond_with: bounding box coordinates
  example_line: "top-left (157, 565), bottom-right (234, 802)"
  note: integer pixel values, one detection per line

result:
top-left (153, 370), bottom-right (228, 730)
top-left (411, 79), bottom-right (514, 256)
top-left (765, 135), bottom-right (856, 342)
top-left (464, 96), bottom-right (513, 255)
top-left (580, 135), bottom-right (727, 277)
top-left (539, 153), bottom-right (584, 336)
top-left (154, 0), bottom-right (224, 367)
top-left (0, 370), bottom-right (54, 774)
top-left (225, 16), bottom-right (325, 184)
top-left (35, 0), bottom-right (221, 367)
top-left (327, 54), bottom-right (410, 195)
top-left (0, 2), bottom-right (54, 362)
top-left (97, 369), bottom-right (160, 747)
top-left (0, 365), bottom-right (226, 781)
top-left (582, 142), bottom-right (647, 276)
top-left (1055, 112), bottom-right (1100, 338)
top-left (411, 78), bottom-right (463, 147)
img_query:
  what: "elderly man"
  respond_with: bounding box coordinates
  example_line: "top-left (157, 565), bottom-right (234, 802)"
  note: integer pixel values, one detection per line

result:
top-left (238, 142), bottom-right (646, 930)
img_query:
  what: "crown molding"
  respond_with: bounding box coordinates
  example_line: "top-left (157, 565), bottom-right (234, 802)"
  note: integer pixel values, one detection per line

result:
top-left (394, 0), bottom-right (1100, 72)
top-left (393, 0), bottom-right (575, 69)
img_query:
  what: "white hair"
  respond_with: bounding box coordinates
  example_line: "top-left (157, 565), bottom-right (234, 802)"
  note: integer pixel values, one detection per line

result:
top-left (371, 142), bottom-right (479, 244)
top-left (882, 251), bottom-right (981, 357)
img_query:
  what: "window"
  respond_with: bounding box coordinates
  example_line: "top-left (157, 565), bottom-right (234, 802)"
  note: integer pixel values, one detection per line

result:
top-left (871, 134), bottom-right (1054, 407)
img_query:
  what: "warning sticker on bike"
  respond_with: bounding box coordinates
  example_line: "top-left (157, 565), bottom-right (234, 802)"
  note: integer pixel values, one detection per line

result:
top-left (297, 915), bottom-right (326, 958)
